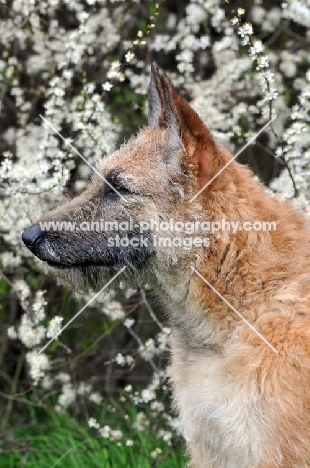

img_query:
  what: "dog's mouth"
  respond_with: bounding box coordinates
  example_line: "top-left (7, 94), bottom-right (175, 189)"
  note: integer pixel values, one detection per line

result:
top-left (46, 259), bottom-right (115, 269)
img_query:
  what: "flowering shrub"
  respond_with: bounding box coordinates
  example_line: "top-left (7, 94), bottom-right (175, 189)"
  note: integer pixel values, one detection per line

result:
top-left (0, 0), bottom-right (309, 460)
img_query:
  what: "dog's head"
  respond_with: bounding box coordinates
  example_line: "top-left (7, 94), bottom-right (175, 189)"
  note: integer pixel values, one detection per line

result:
top-left (22, 63), bottom-right (235, 292)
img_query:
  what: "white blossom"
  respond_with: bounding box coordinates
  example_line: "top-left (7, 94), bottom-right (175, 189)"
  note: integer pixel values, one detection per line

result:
top-left (58, 383), bottom-right (76, 408)
top-left (26, 351), bottom-right (50, 383)
top-left (115, 353), bottom-right (134, 366)
top-left (102, 82), bottom-right (113, 92)
top-left (55, 372), bottom-right (71, 383)
top-left (14, 279), bottom-right (31, 302)
top-left (46, 316), bottom-right (63, 339)
top-left (108, 303), bottom-right (125, 320)
top-left (125, 51), bottom-right (135, 63)
top-left (7, 326), bottom-right (17, 339)
top-left (88, 417), bottom-right (100, 429)
top-left (89, 392), bottom-right (102, 404)
top-left (0, 252), bottom-right (22, 268)
top-left (124, 318), bottom-right (135, 328)
top-left (77, 381), bottom-right (92, 395)
top-left (134, 412), bottom-right (150, 431)
top-left (18, 315), bottom-right (46, 348)
top-left (41, 374), bottom-right (53, 389)
top-left (151, 448), bottom-right (162, 458)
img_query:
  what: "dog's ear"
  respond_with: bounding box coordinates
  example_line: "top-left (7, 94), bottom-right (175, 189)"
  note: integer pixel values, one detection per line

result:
top-left (148, 62), bottom-right (183, 152)
top-left (161, 74), bottom-right (217, 161)
top-left (148, 63), bottom-right (222, 190)
top-left (148, 63), bottom-right (179, 132)
top-left (148, 62), bottom-right (164, 127)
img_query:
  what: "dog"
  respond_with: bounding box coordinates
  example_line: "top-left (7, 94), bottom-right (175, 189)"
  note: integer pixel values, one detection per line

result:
top-left (22, 63), bottom-right (310, 467)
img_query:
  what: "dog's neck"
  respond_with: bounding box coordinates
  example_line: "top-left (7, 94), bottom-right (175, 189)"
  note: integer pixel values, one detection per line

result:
top-left (154, 268), bottom-right (226, 351)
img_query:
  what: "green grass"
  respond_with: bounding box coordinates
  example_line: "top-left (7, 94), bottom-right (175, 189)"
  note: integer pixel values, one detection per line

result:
top-left (1, 409), bottom-right (186, 468)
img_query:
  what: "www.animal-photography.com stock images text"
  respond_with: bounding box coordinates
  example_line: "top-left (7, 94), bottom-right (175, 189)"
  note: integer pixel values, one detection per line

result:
top-left (1, 1), bottom-right (310, 467)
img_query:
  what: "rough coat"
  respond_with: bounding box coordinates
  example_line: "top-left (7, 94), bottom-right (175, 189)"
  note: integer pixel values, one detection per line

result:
top-left (23, 63), bottom-right (310, 467)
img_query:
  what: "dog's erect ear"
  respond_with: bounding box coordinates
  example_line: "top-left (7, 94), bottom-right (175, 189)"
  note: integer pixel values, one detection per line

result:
top-left (148, 63), bottom-right (220, 187)
top-left (148, 62), bottom-right (163, 127)
top-left (148, 62), bottom-right (178, 132)
top-left (161, 74), bottom-right (216, 159)
top-left (148, 62), bottom-right (183, 154)
top-left (148, 62), bottom-right (215, 150)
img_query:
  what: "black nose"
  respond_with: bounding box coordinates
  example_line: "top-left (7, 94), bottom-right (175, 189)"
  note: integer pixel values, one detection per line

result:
top-left (22, 224), bottom-right (42, 249)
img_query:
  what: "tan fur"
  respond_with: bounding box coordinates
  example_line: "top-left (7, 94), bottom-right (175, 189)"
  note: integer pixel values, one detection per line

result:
top-left (23, 64), bottom-right (310, 467)
top-left (167, 145), bottom-right (310, 467)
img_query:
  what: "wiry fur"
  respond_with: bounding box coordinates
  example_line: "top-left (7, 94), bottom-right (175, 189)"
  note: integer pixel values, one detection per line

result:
top-left (23, 63), bottom-right (310, 467)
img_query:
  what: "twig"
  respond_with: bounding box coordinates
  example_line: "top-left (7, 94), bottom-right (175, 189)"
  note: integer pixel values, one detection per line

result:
top-left (1, 349), bottom-right (25, 432)
top-left (139, 284), bottom-right (164, 331)
top-left (152, 436), bottom-right (185, 468)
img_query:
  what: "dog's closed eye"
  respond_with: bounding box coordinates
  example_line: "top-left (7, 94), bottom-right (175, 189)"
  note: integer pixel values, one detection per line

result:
top-left (104, 182), bottom-right (131, 197)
